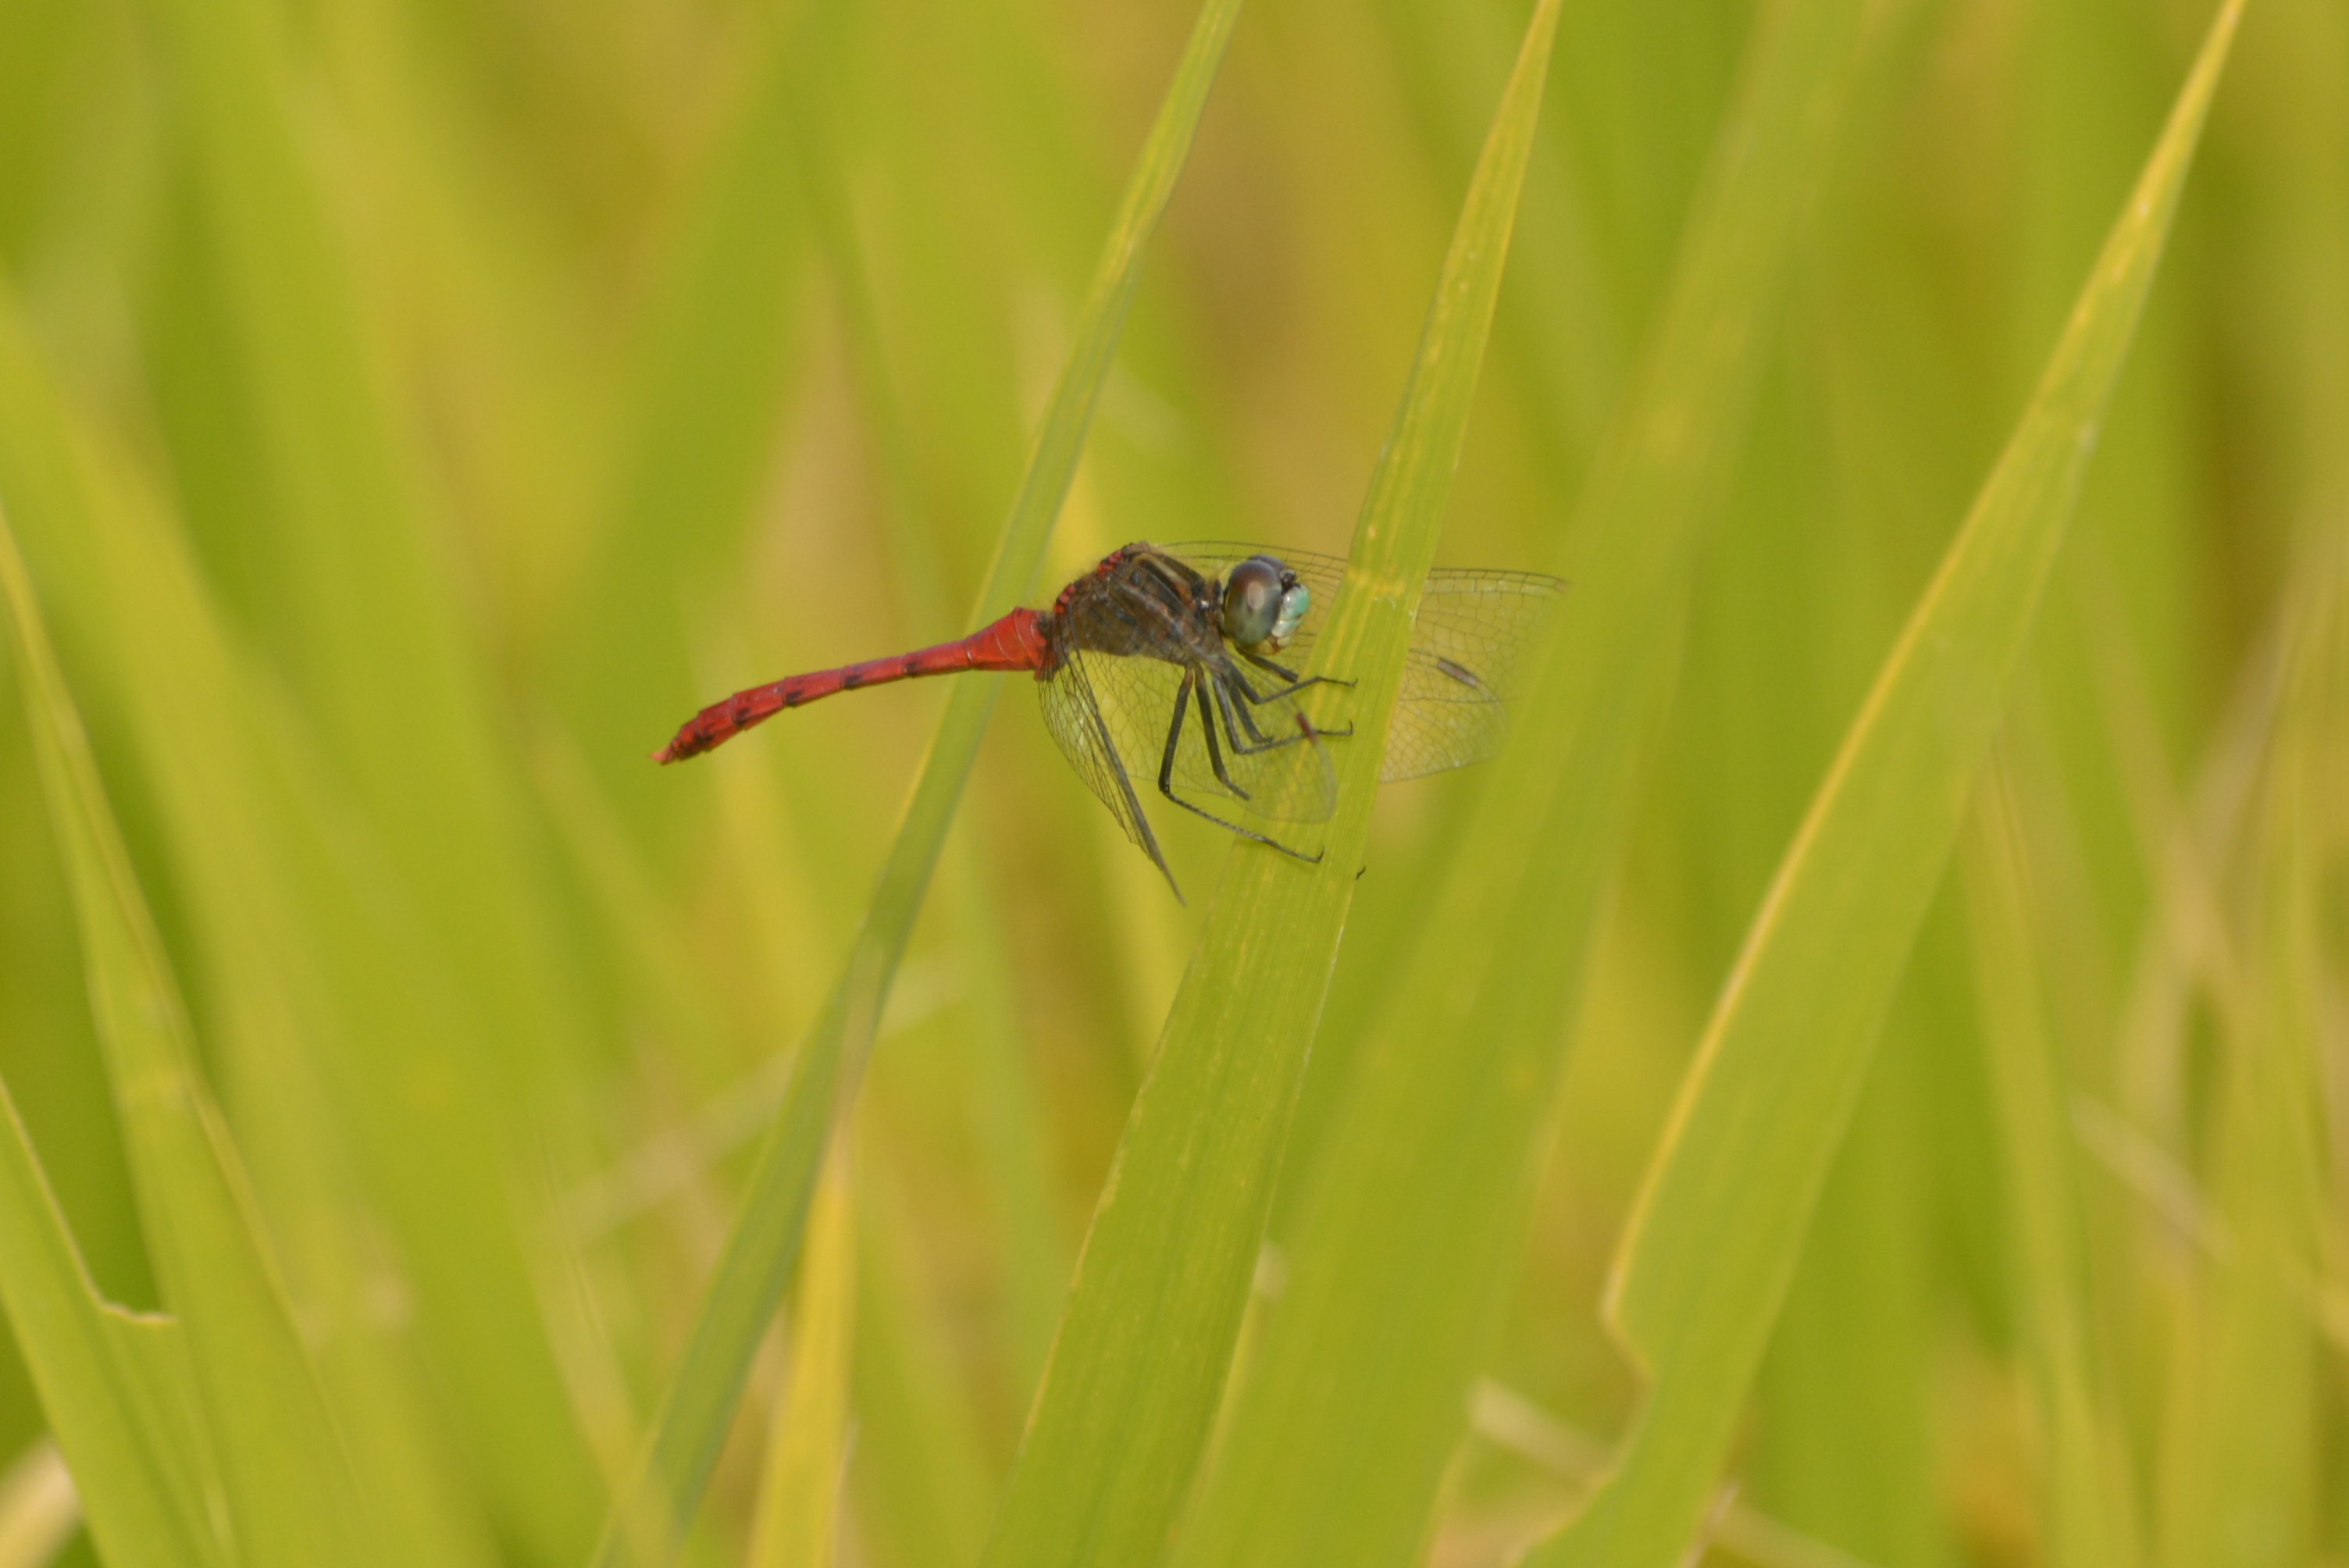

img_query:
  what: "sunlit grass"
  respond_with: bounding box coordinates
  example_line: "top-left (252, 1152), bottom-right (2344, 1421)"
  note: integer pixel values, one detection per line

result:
top-left (0, 0), bottom-right (2340, 1565)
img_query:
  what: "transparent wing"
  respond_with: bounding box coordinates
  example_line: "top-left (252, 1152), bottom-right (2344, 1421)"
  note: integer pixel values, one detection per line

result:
top-left (1381, 565), bottom-right (1567, 780)
top-left (1036, 654), bottom-right (1177, 888)
top-left (1167, 543), bottom-right (1567, 780)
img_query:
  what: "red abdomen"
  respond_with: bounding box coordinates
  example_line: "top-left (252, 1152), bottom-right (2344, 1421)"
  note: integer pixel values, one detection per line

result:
top-left (654, 608), bottom-right (1049, 763)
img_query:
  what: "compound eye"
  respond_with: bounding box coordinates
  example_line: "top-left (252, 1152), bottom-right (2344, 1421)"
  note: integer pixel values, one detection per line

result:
top-left (1220, 557), bottom-right (1285, 647)
top-left (1271, 579), bottom-right (1310, 647)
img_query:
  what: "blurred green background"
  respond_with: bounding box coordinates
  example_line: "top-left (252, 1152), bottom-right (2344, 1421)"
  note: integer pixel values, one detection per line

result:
top-left (0, 0), bottom-right (2340, 1563)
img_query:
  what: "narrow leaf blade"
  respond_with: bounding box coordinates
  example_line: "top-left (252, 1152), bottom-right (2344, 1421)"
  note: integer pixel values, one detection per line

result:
top-left (0, 1083), bottom-right (217, 1568)
top-left (1528, 4), bottom-right (2244, 1560)
top-left (1170, 0), bottom-right (1874, 1559)
top-left (979, 4), bottom-right (1563, 1563)
top-left (0, 504), bottom-right (383, 1568)
top-left (127, 0), bottom-right (612, 1541)
top-left (0, 293), bottom-right (522, 1568)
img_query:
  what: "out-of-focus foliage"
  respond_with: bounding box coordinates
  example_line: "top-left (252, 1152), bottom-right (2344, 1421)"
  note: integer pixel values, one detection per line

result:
top-left (0, 0), bottom-right (2338, 1563)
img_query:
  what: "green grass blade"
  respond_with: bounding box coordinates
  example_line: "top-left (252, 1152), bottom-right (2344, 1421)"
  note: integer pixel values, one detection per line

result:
top-left (0, 1082), bottom-right (217, 1567)
top-left (592, 2), bottom-right (1243, 1556)
top-left (128, 0), bottom-right (608, 1544)
top-left (0, 330), bottom-right (504, 1566)
top-left (1963, 775), bottom-right (2141, 1568)
top-left (1170, 2), bottom-right (1873, 1560)
top-left (135, 0), bottom-right (581, 1108)
top-left (744, 1151), bottom-right (856, 1568)
top-left (0, 295), bottom-right (533, 1568)
top-left (0, 505), bottom-right (384, 1568)
top-left (978, 5), bottom-right (1561, 1563)
top-left (1527, 5), bottom-right (2244, 1560)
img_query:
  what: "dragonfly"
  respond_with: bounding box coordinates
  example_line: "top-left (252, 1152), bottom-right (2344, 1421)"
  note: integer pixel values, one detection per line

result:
top-left (655, 543), bottom-right (1564, 895)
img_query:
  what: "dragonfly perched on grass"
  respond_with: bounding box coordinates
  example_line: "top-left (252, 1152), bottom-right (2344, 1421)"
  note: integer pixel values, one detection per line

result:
top-left (656, 543), bottom-right (1563, 894)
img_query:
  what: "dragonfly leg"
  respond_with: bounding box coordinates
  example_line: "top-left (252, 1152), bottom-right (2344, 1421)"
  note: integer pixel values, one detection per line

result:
top-left (1154, 673), bottom-right (1317, 860)
top-left (1154, 783), bottom-right (1324, 864)
top-left (1192, 674), bottom-right (1251, 799)
top-left (1157, 669), bottom-right (1193, 793)
top-left (1220, 675), bottom-right (1277, 747)
top-left (1210, 673), bottom-right (1316, 757)
top-left (1160, 669), bottom-right (1250, 802)
top-left (1231, 668), bottom-right (1351, 705)
top-left (1221, 666), bottom-right (1356, 746)
top-left (1236, 648), bottom-right (1358, 697)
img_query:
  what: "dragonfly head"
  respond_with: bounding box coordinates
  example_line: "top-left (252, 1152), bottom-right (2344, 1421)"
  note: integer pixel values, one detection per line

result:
top-left (1221, 555), bottom-right (1310, 651)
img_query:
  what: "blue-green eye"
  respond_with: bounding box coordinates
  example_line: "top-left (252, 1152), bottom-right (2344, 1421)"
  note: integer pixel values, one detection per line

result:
top-left (1271, 582), bottom-right (1309, 646)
